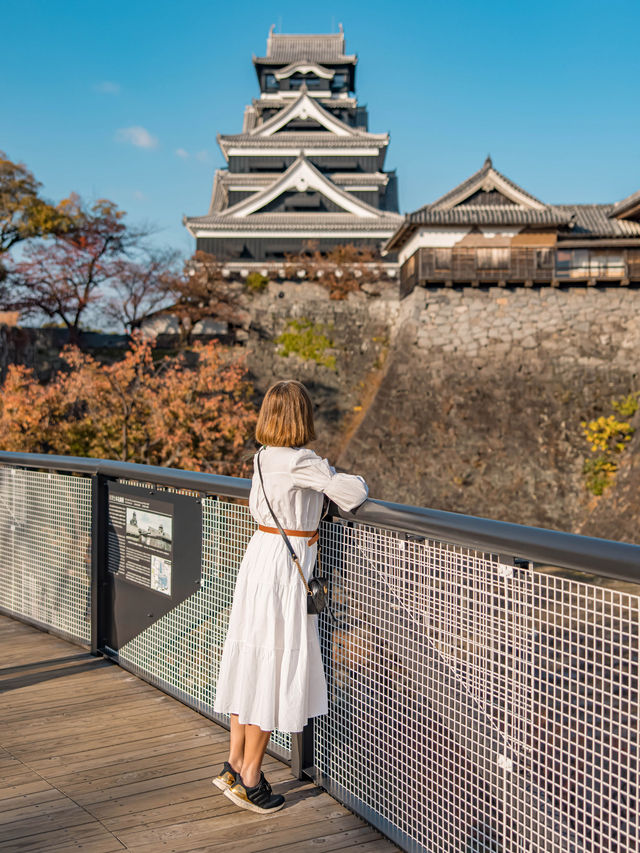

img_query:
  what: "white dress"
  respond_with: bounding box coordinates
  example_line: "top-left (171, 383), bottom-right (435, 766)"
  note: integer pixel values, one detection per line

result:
top-left (213, 446), bottom-right (368, 733)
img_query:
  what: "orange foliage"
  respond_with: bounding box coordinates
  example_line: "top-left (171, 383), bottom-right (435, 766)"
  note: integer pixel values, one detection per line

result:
top-left (0, 335), bottom-right (256, 475)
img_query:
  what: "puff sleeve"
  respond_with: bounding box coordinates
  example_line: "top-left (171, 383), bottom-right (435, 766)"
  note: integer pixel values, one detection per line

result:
top-left (290, 448), bottom-right (368, 512)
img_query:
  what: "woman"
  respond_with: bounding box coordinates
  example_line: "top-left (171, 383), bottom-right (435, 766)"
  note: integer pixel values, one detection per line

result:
top-left (212, 380), bottom-right (368, 813)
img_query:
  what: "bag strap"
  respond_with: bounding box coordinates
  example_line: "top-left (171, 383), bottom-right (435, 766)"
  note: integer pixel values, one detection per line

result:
top-left (256, 447), bottom-right (312, 595)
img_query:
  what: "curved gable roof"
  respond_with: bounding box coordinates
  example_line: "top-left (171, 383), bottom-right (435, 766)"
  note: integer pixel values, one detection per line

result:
top-left (249, 91), bottom-right (386, 140)
top-left (427, 156), bottom-right (547, 212)
top-left (251, 91), bottom-right (355, 138)
top-left (219, 154), bottom-right (387, 220)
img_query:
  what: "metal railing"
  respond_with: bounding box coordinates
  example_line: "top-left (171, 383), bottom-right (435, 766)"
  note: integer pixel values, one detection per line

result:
top-left (1, 450), bottom-right (640, 852)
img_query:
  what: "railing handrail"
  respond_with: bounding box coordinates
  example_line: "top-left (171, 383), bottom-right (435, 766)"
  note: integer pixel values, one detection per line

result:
top-left (2, 449), bottom-right (639, 583)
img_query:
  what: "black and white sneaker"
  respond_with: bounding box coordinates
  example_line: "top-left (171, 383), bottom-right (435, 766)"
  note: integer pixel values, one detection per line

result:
top-left (212, 761), bottom-right (237, 791)
top-left (224, 771), bottom-right (285, 814)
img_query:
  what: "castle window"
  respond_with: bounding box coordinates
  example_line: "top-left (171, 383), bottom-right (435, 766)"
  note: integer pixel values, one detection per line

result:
top-left (265, 73), bottom-right (277, 91)
top-left (590, 252), bottom-right (624, 276)
top-left (290, 74), bottom-right (322, 90)
top-left (332, 73), bottom-right (347, 91)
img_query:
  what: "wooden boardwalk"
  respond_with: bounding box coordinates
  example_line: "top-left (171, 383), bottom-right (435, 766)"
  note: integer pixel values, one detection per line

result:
top-left (0, 615), bottom-right (397, 852)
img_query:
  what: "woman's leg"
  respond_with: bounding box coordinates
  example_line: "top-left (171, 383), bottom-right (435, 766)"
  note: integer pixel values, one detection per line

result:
top-left (228, 714), bottom-right (245, 773)
top-left (240, 725), bottom-right (271, 787)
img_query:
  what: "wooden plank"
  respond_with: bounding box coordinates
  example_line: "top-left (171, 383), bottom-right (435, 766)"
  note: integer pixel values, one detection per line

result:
top-left (0, 821), bottom-right (123, 852)
top-left (264, 828), bottom-right (389, 853)
top-left (100, 760), bottom-right (294, 833)
top-left (50, 741), bottom-right (229, 791)
top-left (1, 701), bottom-right (199, 742)
top-left (0, 791), bottom-right (76, 825)
top-left (0, 801), bottom-right (100, 843)
top-left (35, 730), bottom-right (222, 778)
top-left (117, 799), bottom-right (364, 852)
top-left (0, 780), bottom-right (52, 801)
top-left (2, 699), bottom-right (200, 745)
top-left (9, 718), bottom-right (210, 762)
top-left (0, 788), bottom-right (64, 815)
top-left (28, 728), bottom-right (218, 778)
top-left (0, 614), bottom-right (398, 852)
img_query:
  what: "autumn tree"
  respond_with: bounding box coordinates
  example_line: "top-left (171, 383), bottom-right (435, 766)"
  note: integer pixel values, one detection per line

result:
top-left (6, 195), bottom-right (151, 340)
top-left (161, 251), bottom-right (251, 343)
top-left (0, 151), bottom-right (72, 257)
top-left (0, 335), bottom-right (256, 475)
top-left (102, 250), bottom-right (178, 333)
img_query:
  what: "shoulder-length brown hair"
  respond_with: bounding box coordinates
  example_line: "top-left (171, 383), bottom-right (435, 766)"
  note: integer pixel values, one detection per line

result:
top-left (255, 380), bottom-right (315, 447)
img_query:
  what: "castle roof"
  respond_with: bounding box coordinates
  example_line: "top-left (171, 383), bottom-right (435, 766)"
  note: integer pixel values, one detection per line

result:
top-left (247, 91), bottom-right (385, 140)
top-left (386, 158), bottom-right (570, 249)
top-left (385, 158), bottom-right (640, 251)
top-left (186, 154), bottom-right (402, 231)
top-left (610, 188), bottom-right (640, 222)
top-left (208, 170), bottom-right (392, 214)
top-left (217, 133), bottom-right (388, 164)
top-left (427, 156), bottom-right (548, 211)
top-left (254, 28), bottom-right (357, 66)
top-left (555, 204), bottom-right (640, 238)
top-left (184, 214), bottom-right (399, 235)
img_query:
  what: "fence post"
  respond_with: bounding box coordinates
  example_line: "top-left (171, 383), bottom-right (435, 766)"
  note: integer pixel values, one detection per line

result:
top-left (291, 720), bottom-right (314, 780)
top-left (90, 473), bottom-right (107, 656)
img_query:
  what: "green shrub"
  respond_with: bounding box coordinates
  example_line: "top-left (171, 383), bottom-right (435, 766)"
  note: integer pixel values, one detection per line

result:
top-left (245, 272), bottom-right (269, 292)
top-left (276, 319), bottom-right (336, 370)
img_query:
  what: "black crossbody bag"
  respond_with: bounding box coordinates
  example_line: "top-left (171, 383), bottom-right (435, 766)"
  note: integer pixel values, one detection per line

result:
top-left (256, 448), bottom-right (328, 615)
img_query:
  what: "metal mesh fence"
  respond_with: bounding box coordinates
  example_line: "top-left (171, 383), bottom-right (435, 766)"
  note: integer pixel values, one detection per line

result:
top-left (117, 496), bottom-right (291, 758)
top-left (2, 458), bottom-right (639, 850)
top-left (0, 466), bottom-right (92, 644)
top-left (315, 520), bottom-right (640, 853)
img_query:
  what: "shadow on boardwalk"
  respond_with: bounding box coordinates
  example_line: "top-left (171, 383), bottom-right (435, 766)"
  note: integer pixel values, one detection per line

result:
top-left (0, 614), bottom-right (397, 852)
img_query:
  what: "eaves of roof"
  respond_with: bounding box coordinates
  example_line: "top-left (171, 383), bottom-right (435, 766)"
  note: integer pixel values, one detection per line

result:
top-left (219, 171), bottom-right (390, 187)
top-left (253, 96), bottom-right (359, 110)
top-left (406, 207), bottom-right (570, 226)
top-left (254, 52), bottom-right (357, 65)
top-left (184, 212), bottom-right (402, 232)
top-left (610, 188), bottom-right (640, 220)
top-left (218, 134), bottom-right (387, 148)
top-left (556, 204), bottom-right (640, 237)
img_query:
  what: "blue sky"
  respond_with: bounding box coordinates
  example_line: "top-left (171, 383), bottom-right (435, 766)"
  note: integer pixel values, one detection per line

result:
top-left (2, 0), bottom-right (639, 256)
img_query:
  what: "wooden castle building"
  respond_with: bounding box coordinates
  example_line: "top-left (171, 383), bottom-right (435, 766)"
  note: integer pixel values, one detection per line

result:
top-left (386, 157), bottom-right (640, 293)
top-left (184, 27), bottom-right (402, 263)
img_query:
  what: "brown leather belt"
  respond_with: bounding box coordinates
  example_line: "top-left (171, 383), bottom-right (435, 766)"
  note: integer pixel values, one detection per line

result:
top-left (258, 524), bottom-right (319, 546)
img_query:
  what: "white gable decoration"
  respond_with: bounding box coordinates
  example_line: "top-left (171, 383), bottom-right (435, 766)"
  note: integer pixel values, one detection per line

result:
top-left (274, 62), bottom-right (335, 80)
top-left (225, 155), bottom-right (382, 219)
top-left (251, 92), bottom-right (358, 138)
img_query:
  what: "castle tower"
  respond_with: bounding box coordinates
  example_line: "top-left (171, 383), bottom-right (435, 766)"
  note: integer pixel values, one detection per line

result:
top-left (184, 27), bottom-right (402, 263)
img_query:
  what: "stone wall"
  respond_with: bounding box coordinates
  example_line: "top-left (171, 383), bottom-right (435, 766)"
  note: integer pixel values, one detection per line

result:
top-left (339, 285), bottom-right (640, 537)
top-left (235, 281), bottom-right (640, 536)
top-left (241, 280), bottom-right (401, 457)
top-left (408, 286), bottom-right (640, 369)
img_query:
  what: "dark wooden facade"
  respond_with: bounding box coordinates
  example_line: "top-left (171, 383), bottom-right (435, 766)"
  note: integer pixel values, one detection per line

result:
top-left (402, 245), bottom-right (640, 292)
top-left (197, 235), bottom-right (387, 262)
